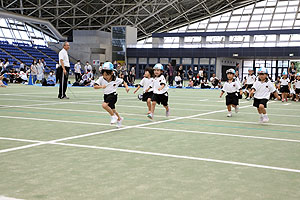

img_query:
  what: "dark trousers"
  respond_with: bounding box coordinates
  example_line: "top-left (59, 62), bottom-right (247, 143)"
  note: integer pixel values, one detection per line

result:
top-left (58, 66), bottom-right (70, 98)
top-left (168, 75), bottom-right (173, 86)
top-left (56, 67), bottom-right (61, 83)
top-left (75, 73), bottom-right (81, 82)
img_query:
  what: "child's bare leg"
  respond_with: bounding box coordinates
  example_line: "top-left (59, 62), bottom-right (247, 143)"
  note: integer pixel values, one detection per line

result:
top-left (151, 101), bottom-right (157, 114)
top-left (163, 105), bottom-right (169, 111)
top-left (227, 105), bottom-right (232, 112)
top-left (259, 104), bottom-right (266, 114)
top-left (147, 98), bottom-right (152, 114)
top-left (102, 103), bottom-right (114, 116)
top-left (257, 108), bottom-right (261, 114)
top-left (113, 109), bottom-right (121, 120)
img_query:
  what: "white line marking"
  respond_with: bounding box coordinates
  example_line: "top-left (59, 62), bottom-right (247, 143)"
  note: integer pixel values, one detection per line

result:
top-left (1, 115), bottom-right (300, 144)
top-left (189, 117), bottom-right (300, 128)
top-left (0, 105), bottom-right (252, 154)
top-left (2, 135), bottom-right (300, 173)
top-left (54, 142), bottom-right (300, 173)
top-left (0, 196), bottom-right (24, 200)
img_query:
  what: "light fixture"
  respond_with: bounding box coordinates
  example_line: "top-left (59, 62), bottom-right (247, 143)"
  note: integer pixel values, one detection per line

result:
top-left (233, 53), bottom-right (238, 57)
top-left (289, 53), bottom-right (294, 57)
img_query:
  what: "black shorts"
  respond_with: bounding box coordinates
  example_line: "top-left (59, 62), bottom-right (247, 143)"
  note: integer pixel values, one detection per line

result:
top-left (280, 85), bottom-right (290, 93)
top-left (246, 84), bottom-right (253, 90)
top-left (253, 98), bottom-right (268, 108)
top-left (152, 92), bottom-right (168, 106)
top-left (142, 91), bottom-right (153, 102)
top-left (104, 92), bottom-right (118, 109)
top-left (295, 88), bottom-right (300, 94)
top-left (226, 93), bottom-right (239, 106)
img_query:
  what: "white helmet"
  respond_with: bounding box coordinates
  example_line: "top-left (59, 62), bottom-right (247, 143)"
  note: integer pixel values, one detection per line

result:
top-left (257, 67), bottom-right (268, 74)
top-left (153, 63), bottom-right (164, 70)
top-left (102, 62), bottom-right (114, 71)
top-left (226, 68), bottom-right (235, 74)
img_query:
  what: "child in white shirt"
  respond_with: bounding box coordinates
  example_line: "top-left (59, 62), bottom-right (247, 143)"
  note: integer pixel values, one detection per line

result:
top-left (249, 68), bottom-right (280, 123)
top-left (94, 62), bottom-right (129, 128)
top-left (134, 67), bottom-right (154, 114)
top-left (147, 63), bottom-right (170, 119)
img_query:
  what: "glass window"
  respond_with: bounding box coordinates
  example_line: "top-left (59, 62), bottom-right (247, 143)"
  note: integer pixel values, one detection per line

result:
top-left (182, 58), bottom-right (192, 64)
top-left (0, 18), bottom-right (8, 28)
top-left (253, 8), bottom-right (264, 14)
top-left (19, 31), bottom-right (29, 40)
top-left (251, 15), bottom-right (262, 21)
top-left (2, 28), bottom-right (13, 38)
top-left (200, 58), bottom-right (209, 65)
top-left (13, 30), bottom-right (21, 39)
top-left (241, 15), bottom-right (251, 21)
top-left (228, 22), bottom-right (238, 29)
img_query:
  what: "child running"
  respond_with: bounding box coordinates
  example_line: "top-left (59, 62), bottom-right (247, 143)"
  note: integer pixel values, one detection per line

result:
top-left (279, 71), bottom-right (291, 102)
top-left (293, 73), bottom-right (300, 101)
top-left (133, 67), bottom-right (154, 114)
top-left (220, 69), bottom-right (242, 117)
top-left (244, 68), bottom-right (256, 100)
top-left (147, 63), bottom-right (170, 119)
top-left (249, 68), bottom-right (281, 123)
top-left (94, 62), bottom-right (129, 128)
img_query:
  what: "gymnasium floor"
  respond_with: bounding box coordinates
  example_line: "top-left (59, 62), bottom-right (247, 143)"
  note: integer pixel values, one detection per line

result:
top-left (0, 84), bottom-right (300, 200)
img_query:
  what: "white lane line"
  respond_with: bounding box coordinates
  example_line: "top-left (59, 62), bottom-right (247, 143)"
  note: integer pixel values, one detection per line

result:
top-left (189, 118), bottom-right (300, 128)
top-left (0, 105), bottom-right (251, 154)
top-left (138, 127), bottom-right (300, 143)
top-left (54, 142), bottom-right (300, 173)
top-left (241, 112), bottom-right (300, 118)
top-left (0, 105), bottom-right (180, 119)
top-left (0, 195), bottom-right (24, 200)
top-left (1, 115), bottom-right (300, 144)
top-left (2, 136), bottom-right (300, 173)
top-left (0, 137), bottom-right (41, 143)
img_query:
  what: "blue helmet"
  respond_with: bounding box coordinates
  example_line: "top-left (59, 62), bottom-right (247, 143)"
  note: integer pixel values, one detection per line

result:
top-left (102, 62), bottom-right (114, 71)
top-left (297, 72), bottom-right (300, 76)
top-left (282, 71), bottom-right (288, 76)
top-left (226, 68), bottom-right (235, 74)
top-left (153, 63), bottom-right (164, 70)
top-left (257, 67), bottom-right (268, 74)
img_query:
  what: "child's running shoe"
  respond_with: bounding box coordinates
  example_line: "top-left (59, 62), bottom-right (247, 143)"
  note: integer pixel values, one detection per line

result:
top-left (147, 113), bottom-right (153, 120)
top-left (235, 106), bottom-right (239, 113)
top-left (110, 115), bottom-right (118, 124)
top-left (262, 115), bottom-right (269, 123)
top-left (227, 112), bottom-right (232, 117)
top-left (116, 117), bottom-right (123, 128)
top-left (166, 108), bottom-right (170, 117)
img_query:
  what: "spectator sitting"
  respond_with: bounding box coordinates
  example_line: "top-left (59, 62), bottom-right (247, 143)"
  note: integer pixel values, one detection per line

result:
top-left (174, 71), bottom-right (182, 88)
top-left (201, 77), bottom-right (211, 89)
top-left (210, 73), bottom-right (221, 88)
top-left (193, 73), bottom-right (200, 87)
top-left (16, 69), bottom-right (27, 84)
top-left (187, 78), bottom-right (194, 87)
top-left (47, 71), bottom-right (56, 86)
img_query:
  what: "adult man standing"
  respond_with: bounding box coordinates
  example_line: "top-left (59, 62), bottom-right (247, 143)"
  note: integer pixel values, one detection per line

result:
top-left (58, 41), bottom-right (70, 99)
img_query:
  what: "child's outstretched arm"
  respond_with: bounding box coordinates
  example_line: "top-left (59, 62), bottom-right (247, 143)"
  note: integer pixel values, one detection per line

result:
top-left (93, 83), bottom-right (106, 89)
top-left (134, 85), bottom-right (141, 94)
top-left (219, 91), bottom-right (224, 98)
top-left (124, 82), bottom-right (130, 93)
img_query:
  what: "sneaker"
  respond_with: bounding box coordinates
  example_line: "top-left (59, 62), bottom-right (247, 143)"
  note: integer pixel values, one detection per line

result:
top-left (110, 115), bottom-right (118, 124)
top-left (166, 108), bottom-right (170, 117)
top-left (285, 98), bottom-right (288, 102)
top-left (262, 115), bottom-right (269, 123)
top-left (227, 113), bottom-right (232, 117)
top-left (147, 113), bottom-right (153, 120)
top-left (246, 97), bottom-right (251, 101)
top-left (116, 117), bottom-right (123, 128)
top-left (235, 106), bottom-right (239, 113)
top-left (282, 99), bottom-right (285, 102)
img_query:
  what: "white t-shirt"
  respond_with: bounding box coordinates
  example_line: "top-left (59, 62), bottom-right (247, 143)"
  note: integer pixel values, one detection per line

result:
top-left (175, 76), bottom-right (181, 82)
top-left (246, 74), bottom-right (256, 84)
top-left (85, 64), bottom-right (92, 72)
top-left (153, 75), bottom-right (168, 94)
top-left (280, 78), bottom-right (290, 86)
top-left (294, 80), bottom-right (300, 88)
top-left (59, 48), bottom-right (70, 67)
top-left (139, 77), bottom-right (153, 92)
top-left (199, 70), bottom-right (204, 77)
top-left (252, 80), bottom-right (276, 99)
top-left (31, 64), bottom-right (37, 75)
top-left (74, 63), bottom-right (81, 73)
top-left (222, 80), bottom-right (241, 93)
top-left (95, 77), bottom-right (123, 95)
